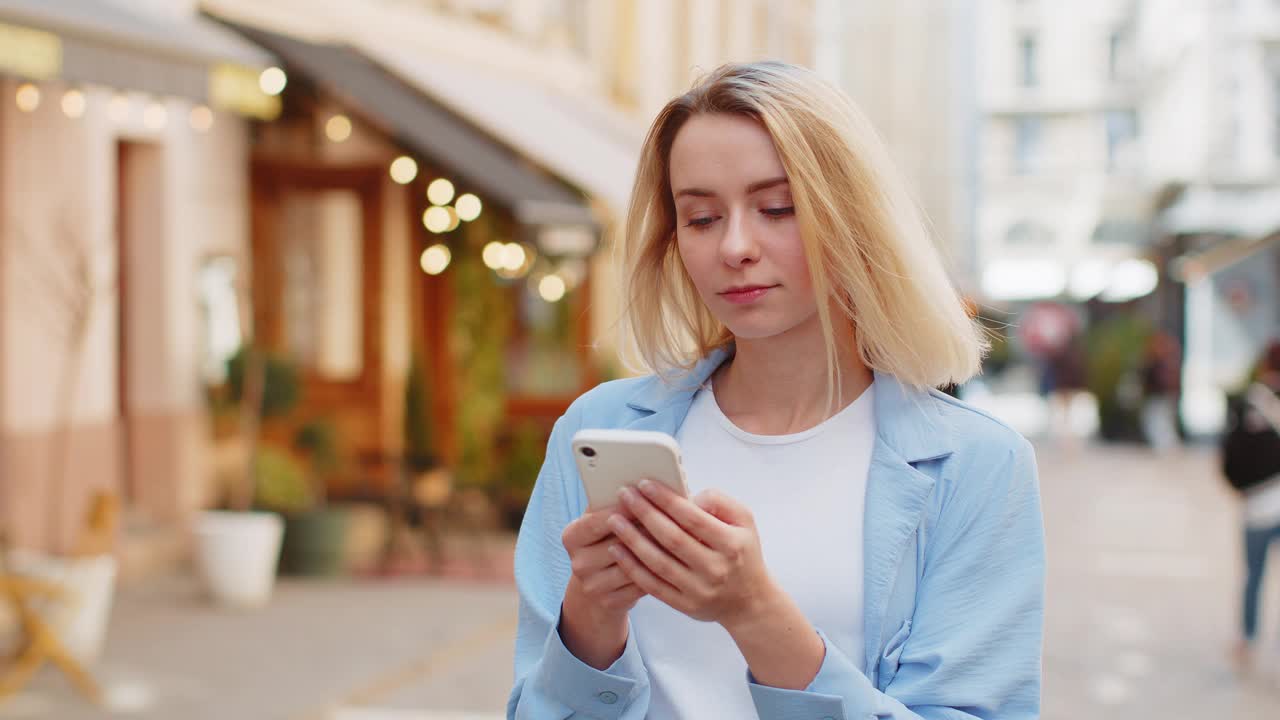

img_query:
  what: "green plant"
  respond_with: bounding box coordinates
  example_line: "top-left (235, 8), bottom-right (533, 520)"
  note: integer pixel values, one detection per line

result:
top-left (496, 421), bottom-right (547, 529)
top-left (403, 354), bottom-right (434, 461)
top-left (1085, 313), bottom-right (1153, 441)
top-left (293, 418), bottom-right (340, 507)
top-left (253, 446), bottom-right (312, 515)
top-left (450, 214), bottom-right (513, 489)
top-left (226, 347), bottom-right (301, 420)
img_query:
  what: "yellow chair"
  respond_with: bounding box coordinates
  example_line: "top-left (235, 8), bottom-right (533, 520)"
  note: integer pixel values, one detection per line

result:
top-left (0, 534), bottom-right (103, 706)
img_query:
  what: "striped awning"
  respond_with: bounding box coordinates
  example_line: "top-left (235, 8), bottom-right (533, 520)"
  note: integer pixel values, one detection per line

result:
top-left (0, 0), bottom-right (279, 118)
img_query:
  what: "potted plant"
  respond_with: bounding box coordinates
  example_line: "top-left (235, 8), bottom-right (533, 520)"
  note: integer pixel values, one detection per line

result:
top-left (194, 348), bottom-right (298, 608)
top-left (275, 418), bottom-right (352, 577)
top-left (495, 422), bottom-right (546, 531)
top-left (5, 221), bottom-right (119, 662)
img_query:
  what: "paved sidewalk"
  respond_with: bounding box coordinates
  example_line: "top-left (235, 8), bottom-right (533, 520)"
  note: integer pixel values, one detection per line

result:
top-left (0, 568), bottom-right (518, 719)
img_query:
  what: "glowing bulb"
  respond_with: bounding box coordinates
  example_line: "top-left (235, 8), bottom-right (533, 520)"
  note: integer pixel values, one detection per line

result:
top-left (482, 241), bottom-right (505, 270)
top-left (15, 83), bottom-right (39, 112)
top-left (389, 156), bottom-right (418, 184)
top-left (420, 244), bottom-right (451, 275)
top-left (189, 105), bottom-right (214, 132)
top-left (500, 243), bottom-right (527, 271)
top-left (325, 114), bottom-right (352, 142)
top-left (539, 274), bottom-right (567, 303)
top-left (455, 193), bottom-right (482, 221)
top-left (259, 67), bottom-right (287, 96)
top-left (423, 206), bottom-right (452, 234)
top-left (60, 89), bottom-right (85, 118)
top-left (444, 206), bottom-right (460, 232)
top-left (109, 94), bottom-right (130, 122)
top-left (143, 102), bottom-right (167, 130)
top-left (427, 178), bottom-right (455, 206)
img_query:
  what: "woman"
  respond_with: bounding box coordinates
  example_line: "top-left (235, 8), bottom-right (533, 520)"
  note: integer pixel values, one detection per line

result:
top-left (1230, 340), bottom-right (1280, 672)
top-left (508, 62), bottom-right (1045, 719)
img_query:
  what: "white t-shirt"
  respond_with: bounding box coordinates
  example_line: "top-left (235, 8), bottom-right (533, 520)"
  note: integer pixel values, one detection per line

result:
top-left (629, 383), bottom-right (875, 719)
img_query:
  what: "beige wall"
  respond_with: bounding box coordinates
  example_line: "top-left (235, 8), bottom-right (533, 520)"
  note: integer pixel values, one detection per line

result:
top-left (0, 76), bottom-right (251, 550)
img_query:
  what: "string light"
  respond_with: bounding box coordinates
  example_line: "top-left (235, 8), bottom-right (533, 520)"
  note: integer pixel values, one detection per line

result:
top-left (420, 244), bottom-right (451, 275)
top-left (325, 115), bottom-right (352, 142)
top-left (538, 274), bottom-right (567, 303)
top-left (455, 193), bottom-right (482, 221)
top-left (15, 83), bottom-right (39, 112)
top-left (61, 89), bottom-right (85, 118)
top-left (259, 67), bottom-right (287, 96)
top-left (390, 156), bottom-right (418, 184)
top-left (427, 178), bottom-right (455, 206)
top-left (190, 105), bottom-right (214, 132)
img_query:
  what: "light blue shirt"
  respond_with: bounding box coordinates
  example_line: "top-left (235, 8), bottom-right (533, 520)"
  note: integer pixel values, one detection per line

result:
top-left (507, 348), bottom-right (1045, 719)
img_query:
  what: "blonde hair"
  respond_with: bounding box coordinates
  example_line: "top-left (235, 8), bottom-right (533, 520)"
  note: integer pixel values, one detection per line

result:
top-left (617, 61), bottom-right (986, 391)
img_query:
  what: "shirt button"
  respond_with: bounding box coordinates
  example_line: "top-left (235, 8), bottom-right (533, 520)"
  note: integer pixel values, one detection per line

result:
top-left (598, 690), bottom-right (619, 704)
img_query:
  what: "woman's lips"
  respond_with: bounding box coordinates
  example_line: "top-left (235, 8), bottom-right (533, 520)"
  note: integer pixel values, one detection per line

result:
top-left (719, 285), bottom-right (778, 304)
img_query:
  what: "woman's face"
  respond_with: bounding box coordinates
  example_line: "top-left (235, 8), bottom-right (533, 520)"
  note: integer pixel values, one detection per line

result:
top-left (669, 113), bottom-right (817, 341)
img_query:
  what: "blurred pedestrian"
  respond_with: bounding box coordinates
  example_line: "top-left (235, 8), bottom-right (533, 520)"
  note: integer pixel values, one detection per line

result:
top-left (1044, 330), bottom-right (1088, 447)
top-left (1224, 341), bottom-right (1280, 672)
top-left (508, 61), bottom-right (1044, 719)
top-left (1140, 331), bottom-right (1182, 452)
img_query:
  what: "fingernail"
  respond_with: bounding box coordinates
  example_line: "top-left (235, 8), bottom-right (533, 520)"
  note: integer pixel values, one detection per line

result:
top-left (608, 545), bottom-right (622, 558)
top-left (618, 487), bottom-right (634, 504)
top-left (637, 478), bottom-right (654, 493)
top-left (608, 515), bottom-right (627, 532)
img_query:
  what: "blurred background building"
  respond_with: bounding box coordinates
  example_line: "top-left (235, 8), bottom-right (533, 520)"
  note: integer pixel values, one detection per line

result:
top-left (0, 0), bottom-right (279, 559)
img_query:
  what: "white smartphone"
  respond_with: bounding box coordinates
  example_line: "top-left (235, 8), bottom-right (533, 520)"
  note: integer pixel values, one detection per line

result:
top-left (571, 429), bottom-right (690, 511)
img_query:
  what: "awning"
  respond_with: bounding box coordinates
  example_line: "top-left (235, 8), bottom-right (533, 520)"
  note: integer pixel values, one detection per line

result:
top-left (1159, 184), bottom-right (1280, 239)
top-left (0, 0), bottom-right (278, 118)
top-left (1159, 184), bottom-right (1280, 280)
top-left (201, 0), bottom-right (640, 218)
top-left (367, 46), bottom-right (638, 218)
top-left (229, 24), bottom-right (597, 229)
top-left (1171, 234), bottom-right (1280, 282)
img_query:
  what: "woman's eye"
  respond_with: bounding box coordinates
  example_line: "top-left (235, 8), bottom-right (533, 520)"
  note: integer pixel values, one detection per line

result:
top-left (762, 206), bottom-right (795, 218)
top-left (685, 216), bottom-right (717, 229)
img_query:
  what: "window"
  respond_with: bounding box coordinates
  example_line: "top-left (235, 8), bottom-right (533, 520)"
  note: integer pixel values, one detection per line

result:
top-left (1108, 30), bottom-right (1124, 82)
top-left (197, 256), bottom-right (244, 385)
top-left (278, 190), bottom-right (364, 380)
top-left (1105, 110), bottom-right (1139, 171)
top-left (1006, 221), bottom-right (1054, 247)
top-left (1018, 33), bottom-right (1039, 87)
top-left (1013, 116), bottom-right (1043, 174)
top-left (1274, 71), bottom-right (1280, 158)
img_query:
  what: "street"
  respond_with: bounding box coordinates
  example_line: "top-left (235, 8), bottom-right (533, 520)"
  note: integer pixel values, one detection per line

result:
top-left (3, 443), bottom-right (1279, 719)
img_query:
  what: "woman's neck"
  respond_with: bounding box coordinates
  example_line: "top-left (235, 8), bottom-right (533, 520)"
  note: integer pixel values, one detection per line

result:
top-left (711, 316), bottom-right (873, 436)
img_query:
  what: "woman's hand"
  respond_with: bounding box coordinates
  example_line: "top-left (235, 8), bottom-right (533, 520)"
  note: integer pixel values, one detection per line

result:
top-left (608, 481), bottom-right (826, 690)
top-left (606, 480), bottom-right (776, 629)
top-left (559, 507), bottom-right (645, 669)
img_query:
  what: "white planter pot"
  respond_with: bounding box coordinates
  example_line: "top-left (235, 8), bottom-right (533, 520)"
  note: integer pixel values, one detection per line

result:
top-left (194, 511), bottom-right (284, 608)
top-left (6, 551), bottom-right (118, 664)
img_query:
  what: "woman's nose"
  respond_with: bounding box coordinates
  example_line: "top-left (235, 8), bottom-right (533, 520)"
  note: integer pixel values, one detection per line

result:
top-left (719, 214), bottom-right (760, 268)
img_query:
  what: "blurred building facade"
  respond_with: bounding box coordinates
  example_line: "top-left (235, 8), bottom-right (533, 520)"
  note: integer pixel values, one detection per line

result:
top-left (1, 0), bottom-right (821, 564)
top-left (0, 0), bottom-right (279, 556)
top-left (974, 0), bottom-right (1280, 434)
top-left (1141, 0), bottom-right (1280, 430)
top-left (816, 0), bottom-right (981, 288)
top-left (976, 0), bottom-right (1151, 306)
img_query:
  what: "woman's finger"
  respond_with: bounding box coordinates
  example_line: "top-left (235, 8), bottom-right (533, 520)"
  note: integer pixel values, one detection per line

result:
top-left (609, 542), bottom-right (684, 612)
top-left (619, 486), bottom-right (719, 572)
top-left (608, 513), bottom-right (695, 592)
top-left (582, 564), bottom-right (632, 595)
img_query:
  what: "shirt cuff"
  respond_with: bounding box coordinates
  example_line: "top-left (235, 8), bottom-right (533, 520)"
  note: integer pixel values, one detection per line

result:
top-left (746, 629), bottom-right (874, 720)
top-left (533, 613), bottom-right (648, 719)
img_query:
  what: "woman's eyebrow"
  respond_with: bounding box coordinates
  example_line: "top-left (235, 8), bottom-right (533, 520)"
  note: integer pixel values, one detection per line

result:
top-left (744, 176), bottom-right (788, 194)
top-left (674, 176), bottom-right (789, 199)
